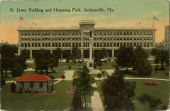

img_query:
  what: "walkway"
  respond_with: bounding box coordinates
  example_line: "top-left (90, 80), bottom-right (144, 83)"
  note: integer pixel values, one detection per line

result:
top-left (105, 69), bottom-right (115, 76)
top-left (24, 68), bottom-right (34, 71)
top-left (91, 83), bottom-right (104, 111)
top-left (64, 70), bottom-right (74, 80)
top-left (89, 69), bottom-right (101, 75)
top-left (125, 77), bottom-right (169, 81)
top-left (53, 79), bottom-right (62, 85)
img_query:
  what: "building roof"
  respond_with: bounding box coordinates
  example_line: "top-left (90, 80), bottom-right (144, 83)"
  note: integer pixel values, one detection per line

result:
top-left (17, 27), bottom-right (156, 31)
top-left (16, 74), bottom-right (50, 82)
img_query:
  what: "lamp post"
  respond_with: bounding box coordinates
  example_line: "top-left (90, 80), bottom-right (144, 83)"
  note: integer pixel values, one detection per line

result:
top-left (168, 0), bottom-right (170, 110)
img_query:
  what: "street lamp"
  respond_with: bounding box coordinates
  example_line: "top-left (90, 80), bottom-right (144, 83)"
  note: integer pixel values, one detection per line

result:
top-left (167, 0), bottom-right (170, 110)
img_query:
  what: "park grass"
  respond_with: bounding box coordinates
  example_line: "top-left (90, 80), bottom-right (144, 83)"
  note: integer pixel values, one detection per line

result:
top-left (1, 80), bottom-right (74, 110)
top-left (1, 80), bottom-right (92, 110)
top-left (24, 70), bottom-right (36, 74)
top-left (132, 80), bottom-right (169, 111)
top-left (95, 61), bottom-right (114, 69)
top-left (96, 79), bottom-right (169, 111)
top-left (26, 62), bottom-right (36, 69)
top-left (55, 62), bottom-right (86, 71)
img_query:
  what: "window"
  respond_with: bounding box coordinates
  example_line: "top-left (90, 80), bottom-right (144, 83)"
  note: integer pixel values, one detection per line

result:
top-left (30, 82), bottom-right (33, 88)
top-left (39, 82), bottom-right (43, 88)
top-left (21, 82), bottom-right (24, 87)
top-left (21, 43), bottom-right (24, 47)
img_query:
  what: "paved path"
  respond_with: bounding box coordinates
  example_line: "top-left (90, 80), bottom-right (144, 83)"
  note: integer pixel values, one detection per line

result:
top-left (24, 68), bottom-right (34, 71)
top-left (64, 70), bottom-right (74, 80)
top-left (168, 72), bottom-right (170, 109)
top-left (94, 76), bottom-right (169, 81)
top-left (53, 79), bottom-right (62, 85)
top-left (91, 86), bottom-right (104, 111)
top-left (105, 69), bottom-right (115, 76)
top-left (5, 80), bottom-right (15, 83)
top-left (125, 77), bottom-right (169, 81)
top-left (89, 69), bottom-right (101, 75)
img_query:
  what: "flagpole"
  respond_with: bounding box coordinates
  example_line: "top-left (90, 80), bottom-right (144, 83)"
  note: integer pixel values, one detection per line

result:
top-left (19, 16), bottom-right (24, 28)
top-left (18, 18), bottom-right (21, 28)
top-left (152, 21), bottom-right (154, 28)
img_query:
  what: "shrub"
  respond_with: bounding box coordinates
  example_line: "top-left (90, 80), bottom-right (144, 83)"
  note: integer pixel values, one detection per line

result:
top-left (68, 66), bottom-right (71, 69)
top-left (73, 60), bottom-right (76, 64)
top-left (94, 65), bottom-right (96, 69)
top-left (107, 58), bottom-right (111, 62)
top-left (66, 58), bottom-right (70, 63)
top-left (97, 73), bottom-right (102, 80)
top-left (71, 90), bottom-right (83, 110)
top-left (11, 82), bottom-right (16, 93)
top-left (61, 75), bottom-right (65, 79)
top-left (138, 94), bottom-right (161, 110)
top-left (78, 60), bottom-right (81, 63)
top-left (50, 75), bottom-right (55, 79)
top-left (161, 105), bottom-right (167, 110)
top-left (1, 78), bottom-right (6, 87)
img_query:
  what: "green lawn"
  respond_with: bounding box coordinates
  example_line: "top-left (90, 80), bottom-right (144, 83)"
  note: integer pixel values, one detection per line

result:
top-left (96, 79), bottom-right (169, 111)
top-left (24, 70), bottom-right (36, 74)
top-left (27, 62), bottom-right (36, 69)
top-left (1, 80), bottom-right (74, 110)
top-left (55, 62), bottom-right (86, 71)
top-left (95, 61), bottom-right (114, 69)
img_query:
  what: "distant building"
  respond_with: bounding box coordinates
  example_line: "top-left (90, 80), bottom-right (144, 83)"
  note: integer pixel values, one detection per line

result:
top-left (155, 41), bottom-right (166, 50)
top-left (18, 20), bottom-right (156, 59)
top-left (165, 25), bottom-right (170, 50)
top-left (16, 74), bottom-right (53, 93)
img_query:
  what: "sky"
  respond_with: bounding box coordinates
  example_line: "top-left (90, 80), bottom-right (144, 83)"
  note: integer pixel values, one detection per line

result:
top-left (0, 0), bottom-right (169, 44)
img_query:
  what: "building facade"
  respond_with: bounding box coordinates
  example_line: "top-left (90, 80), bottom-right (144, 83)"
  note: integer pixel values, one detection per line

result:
top-left (18, 21), bottom-right (156, 59)
top-left (165, 25), bottom-right (170, 50)
top-left (16, 74), bottom-right (53, 93)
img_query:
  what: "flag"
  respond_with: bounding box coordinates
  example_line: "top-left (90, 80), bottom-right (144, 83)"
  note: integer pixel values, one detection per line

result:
top-left (20, 16), bottom-right (24, 20)
top-left (153, 16), bottom-right (158, 21)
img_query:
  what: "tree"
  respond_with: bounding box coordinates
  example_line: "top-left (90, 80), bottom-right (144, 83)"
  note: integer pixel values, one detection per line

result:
top-left (102, 69), bottom-right (135, 110)
top-left (53, 48), bottom-right (62, 61)
top-left (11, 82), bottom-right (16, 93)
top-left (151, 48), bottom-right (169, 70)
top-left (11, 63), bottom-right (24, 77)
top-left (133, 46), bottom-right (152, 76)
top-left (73, 66), bottom-right (94, 109)
top-left (116, 46), bottom-right (134, 70)
top-left (61, 74), bottom-right (65, 79)
top-left (71, 47), bottom-right (81, 61)
top-left (102, 48), bottom-right (109, 58)
top-left (94, 50), bottom-right (103, 66)
top-left (1, 44), bottom-right (16, 78)
top-left (49, 54), bottom-right (59, 72)
top-left (20, 49), bottom-right (30, 59)
top-left (97, 73), bottom-right (102, 80)
top-left (71, 90), bottom-right (83, 111)
top-left (34, 50), bottom-right (51, 75)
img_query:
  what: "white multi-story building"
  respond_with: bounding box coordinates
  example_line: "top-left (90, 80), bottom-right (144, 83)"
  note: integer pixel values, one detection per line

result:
top-left (165, 25), bottom-right (170, 50)
top-left (18, 20), bottom-right (156, 59)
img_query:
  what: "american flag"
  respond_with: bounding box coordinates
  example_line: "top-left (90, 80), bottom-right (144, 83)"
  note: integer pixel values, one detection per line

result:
top-left (153, 16), bottom-right (158, 21)
top-left (20, 16), bottom-right (24, 20)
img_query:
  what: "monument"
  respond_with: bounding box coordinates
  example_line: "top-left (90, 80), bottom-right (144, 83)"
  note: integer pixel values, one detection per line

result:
top-left (87, 30), bottom-right (94, 70)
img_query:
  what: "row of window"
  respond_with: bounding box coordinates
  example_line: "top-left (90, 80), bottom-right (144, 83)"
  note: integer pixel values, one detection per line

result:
top-left (20, 31), bottom-right (153, 36)
top-left (21, 37), bottom-right (152, 41)
top-left (21, 42), bottom-right (153, 48)
top-left (20, 82), bottom-right (43, 88)
top-left (21, 32), bottom-right (80, 36)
